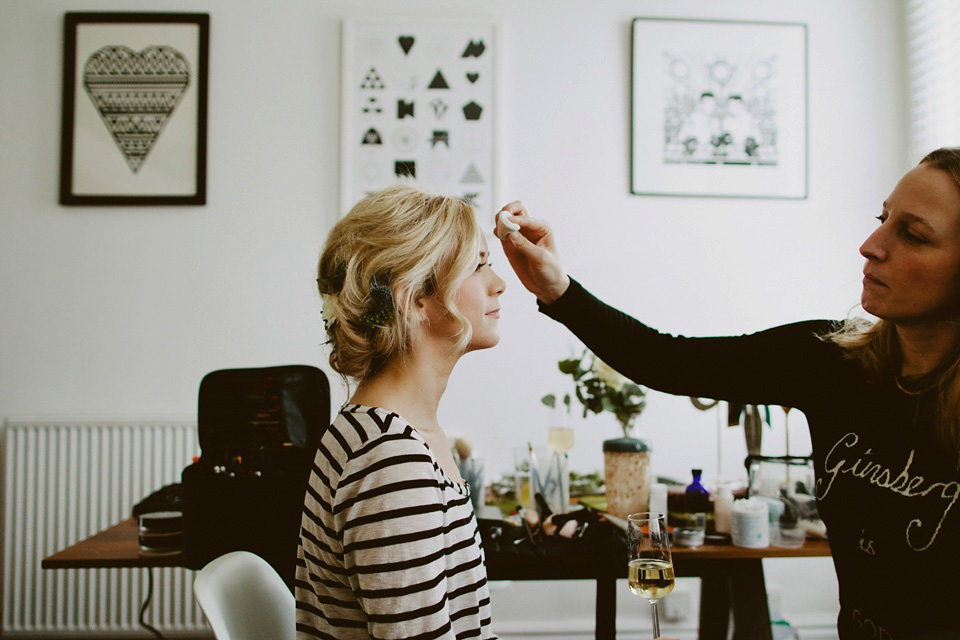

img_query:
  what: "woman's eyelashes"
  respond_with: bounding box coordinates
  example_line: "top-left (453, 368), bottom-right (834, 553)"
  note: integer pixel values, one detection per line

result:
top-left (902, 228), bottom-right (927, 244)
top-left (875, 213), bottom-right (927, 244)
top-left (475, 260), bottom-right (491, 272)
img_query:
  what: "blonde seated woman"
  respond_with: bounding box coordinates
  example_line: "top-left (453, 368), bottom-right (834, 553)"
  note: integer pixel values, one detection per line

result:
top-left (295, 184), bottom-right (504, 640)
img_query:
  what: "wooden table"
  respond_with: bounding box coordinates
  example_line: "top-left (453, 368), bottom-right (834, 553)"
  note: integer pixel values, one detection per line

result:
top-left (485, 533), bottom-right (831, 640)
top-left (42, 518), bottom-right (183, 569)
top-left (42, 518), bottom-right (187, 638)
top-left (44, 519), bottom-right (831, 640)
top-left (675, 540), bottom-right (831, 640)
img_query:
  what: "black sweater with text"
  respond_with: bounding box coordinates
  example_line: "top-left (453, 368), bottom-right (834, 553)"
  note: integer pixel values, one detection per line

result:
top-left (542, 279), bottom-right (960, 640)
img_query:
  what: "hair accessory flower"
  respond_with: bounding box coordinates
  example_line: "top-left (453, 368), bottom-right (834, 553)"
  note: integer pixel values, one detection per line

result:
top-left (317, 264), bottom-right (347, 337)
top-left (360, 274), bottom-right (394, 328)
top-left (320, 293), bottom-right (338, 327)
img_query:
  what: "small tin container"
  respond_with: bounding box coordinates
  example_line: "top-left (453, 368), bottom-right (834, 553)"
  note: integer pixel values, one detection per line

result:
top-left (138, 511), bottom-right (183, 555)
top-left (674, 527), bottom-right (705, 548)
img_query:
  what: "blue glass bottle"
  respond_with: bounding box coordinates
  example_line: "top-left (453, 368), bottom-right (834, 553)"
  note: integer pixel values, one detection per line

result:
top-left (685, 468), bottom-right (711, 530)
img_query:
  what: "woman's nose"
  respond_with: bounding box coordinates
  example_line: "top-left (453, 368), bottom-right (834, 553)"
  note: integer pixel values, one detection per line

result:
top-left (491, 269), bottom-right (506, 295)
top-left (860, 226), bottom-right (886, 261)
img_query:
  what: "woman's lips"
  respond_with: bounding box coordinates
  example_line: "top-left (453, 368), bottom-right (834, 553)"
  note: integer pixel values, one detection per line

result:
top-left (863, 273), bottom-right (886, 287)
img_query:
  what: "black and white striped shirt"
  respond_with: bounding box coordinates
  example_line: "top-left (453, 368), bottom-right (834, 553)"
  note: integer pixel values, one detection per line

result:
top-left (295, 405), bottom-right (496, 640)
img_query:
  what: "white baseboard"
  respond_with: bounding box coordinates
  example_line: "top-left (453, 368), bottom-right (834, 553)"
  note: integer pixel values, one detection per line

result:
top-left (495, 625), bottom-right (837, 640)
top-left (493, 616), bottom-right (839, 640)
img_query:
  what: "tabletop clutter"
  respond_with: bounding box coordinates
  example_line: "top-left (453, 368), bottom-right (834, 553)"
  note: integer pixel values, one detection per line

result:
top-left (661, 456), bottom-right (824, 549)
top-left (474, 442), bottom-right (826, 555)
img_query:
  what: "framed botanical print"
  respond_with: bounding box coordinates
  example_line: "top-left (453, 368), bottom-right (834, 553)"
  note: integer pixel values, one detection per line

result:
top-left (631, 18), bottom-right (808, 199)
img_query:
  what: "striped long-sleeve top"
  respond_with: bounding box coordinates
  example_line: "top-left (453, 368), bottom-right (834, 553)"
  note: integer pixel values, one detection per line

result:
top-left (295, 405), bottom-right (497, 640)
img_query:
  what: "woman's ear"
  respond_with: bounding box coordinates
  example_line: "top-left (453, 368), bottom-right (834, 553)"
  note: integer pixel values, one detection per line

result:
top-left (414, 292), bottom-right (445, 327)
top-left (394, 284), bottom-right (427, 323)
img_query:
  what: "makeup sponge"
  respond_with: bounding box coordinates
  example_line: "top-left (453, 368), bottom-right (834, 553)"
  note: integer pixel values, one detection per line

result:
top-left (495, 210), bottom-right (520, 240)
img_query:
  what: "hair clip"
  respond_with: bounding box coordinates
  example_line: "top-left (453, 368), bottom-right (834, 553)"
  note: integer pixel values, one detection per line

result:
top-left (316, 263), bottom-right (347, 294)
top-left (360, 274), bottom-right (394, 328)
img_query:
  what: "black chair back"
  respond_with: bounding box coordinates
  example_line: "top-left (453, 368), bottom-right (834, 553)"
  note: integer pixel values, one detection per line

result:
top-left (182, 365), bottom-right (329, 588)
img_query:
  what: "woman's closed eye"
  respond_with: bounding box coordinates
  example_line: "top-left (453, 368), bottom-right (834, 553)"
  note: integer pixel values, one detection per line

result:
top-left (876, 214), bottom-right (927, 244)
top-left (900, 227), bottom-right (927, 244)
top-left (475, 260), bottom-right (492, 272)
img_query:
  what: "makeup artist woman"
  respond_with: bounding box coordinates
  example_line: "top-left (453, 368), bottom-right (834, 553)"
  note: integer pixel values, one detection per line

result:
top-left (496, 148), bottom-right (960, 640)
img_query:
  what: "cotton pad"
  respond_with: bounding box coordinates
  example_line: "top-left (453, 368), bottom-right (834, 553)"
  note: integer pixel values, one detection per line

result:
top-left (495, 210), bottom-right (520, 240)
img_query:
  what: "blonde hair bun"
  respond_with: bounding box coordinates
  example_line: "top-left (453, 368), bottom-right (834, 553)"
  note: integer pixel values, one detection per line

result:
top-left (317, 183), bottom-right (481, 382)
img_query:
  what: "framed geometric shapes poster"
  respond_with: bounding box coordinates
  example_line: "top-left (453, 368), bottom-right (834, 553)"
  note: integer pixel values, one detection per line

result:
top-left (59, 12), bottom-right (209, 206)
top-left (340, 19), bottom-right (496, 217)
top-left (631, 18), bottom-right (807, 199)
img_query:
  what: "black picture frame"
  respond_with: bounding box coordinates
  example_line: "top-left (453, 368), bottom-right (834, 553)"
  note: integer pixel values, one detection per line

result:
top-left (59, 12), bottom-right (209, 206)
top-left (630, 17), bottom-right (808, 199)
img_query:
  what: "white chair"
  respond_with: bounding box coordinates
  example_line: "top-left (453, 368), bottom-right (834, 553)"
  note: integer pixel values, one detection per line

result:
top-left (193, 551), bottom-right (295, 640)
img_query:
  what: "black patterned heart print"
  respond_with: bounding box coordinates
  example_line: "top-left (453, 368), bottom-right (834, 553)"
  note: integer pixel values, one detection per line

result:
top-left (83, 46), bottom-right (190, 173)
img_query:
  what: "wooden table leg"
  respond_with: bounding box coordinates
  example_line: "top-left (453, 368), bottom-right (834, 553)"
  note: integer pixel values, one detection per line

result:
top-left (729, 559), bottom-right (772, 640)
top-left (595, 573), bottom-right (617, 640)
top-left (698, 573), bottom-right (731, 640)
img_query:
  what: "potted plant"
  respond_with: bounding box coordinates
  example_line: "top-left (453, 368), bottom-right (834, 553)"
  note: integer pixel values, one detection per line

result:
top-left (555, 349), bottom-right (652, 518)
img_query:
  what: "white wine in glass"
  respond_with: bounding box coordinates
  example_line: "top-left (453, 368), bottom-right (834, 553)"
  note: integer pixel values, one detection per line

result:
top-left (547, 426), bottom-right (574, 454)
top-left (627, 512), bottom-right (675, 639)
top-left (628, 558), bottom-right (675, 600)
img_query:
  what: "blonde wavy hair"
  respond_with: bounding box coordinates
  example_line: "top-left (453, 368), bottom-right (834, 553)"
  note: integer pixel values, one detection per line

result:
top-left (317, 183), bottom-right (481, 383)
top-left (825, 147), bottom-right (960, 458)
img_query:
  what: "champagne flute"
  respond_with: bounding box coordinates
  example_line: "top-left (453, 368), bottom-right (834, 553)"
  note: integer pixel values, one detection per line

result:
top-left (546, 396), bottom-right (574, 512)
top-left (547, 426), bottom-right (574, 454)
top-left (627, 512), bottom-right (675, 639)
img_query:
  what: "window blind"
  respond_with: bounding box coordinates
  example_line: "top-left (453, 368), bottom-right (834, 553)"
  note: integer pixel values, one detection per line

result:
top-left (906, 0), bottom-right (960, 160)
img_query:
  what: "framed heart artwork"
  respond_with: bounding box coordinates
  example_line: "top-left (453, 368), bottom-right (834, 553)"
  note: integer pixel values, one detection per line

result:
top-left (59, 13), bottom-right (209, 205)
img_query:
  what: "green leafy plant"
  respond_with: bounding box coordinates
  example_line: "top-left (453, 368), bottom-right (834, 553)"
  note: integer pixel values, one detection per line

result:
top-left (540, 392), bottom-right (572, 413)
top-left (554, 349), bottom-right (647, 438)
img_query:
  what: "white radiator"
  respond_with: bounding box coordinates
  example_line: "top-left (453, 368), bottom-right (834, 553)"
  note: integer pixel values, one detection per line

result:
top-left (1, 419), bottom-right (208, 635)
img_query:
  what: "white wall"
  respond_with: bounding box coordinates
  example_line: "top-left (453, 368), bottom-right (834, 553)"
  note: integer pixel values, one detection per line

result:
top-left (0, 0), bottom-right (906, 636)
